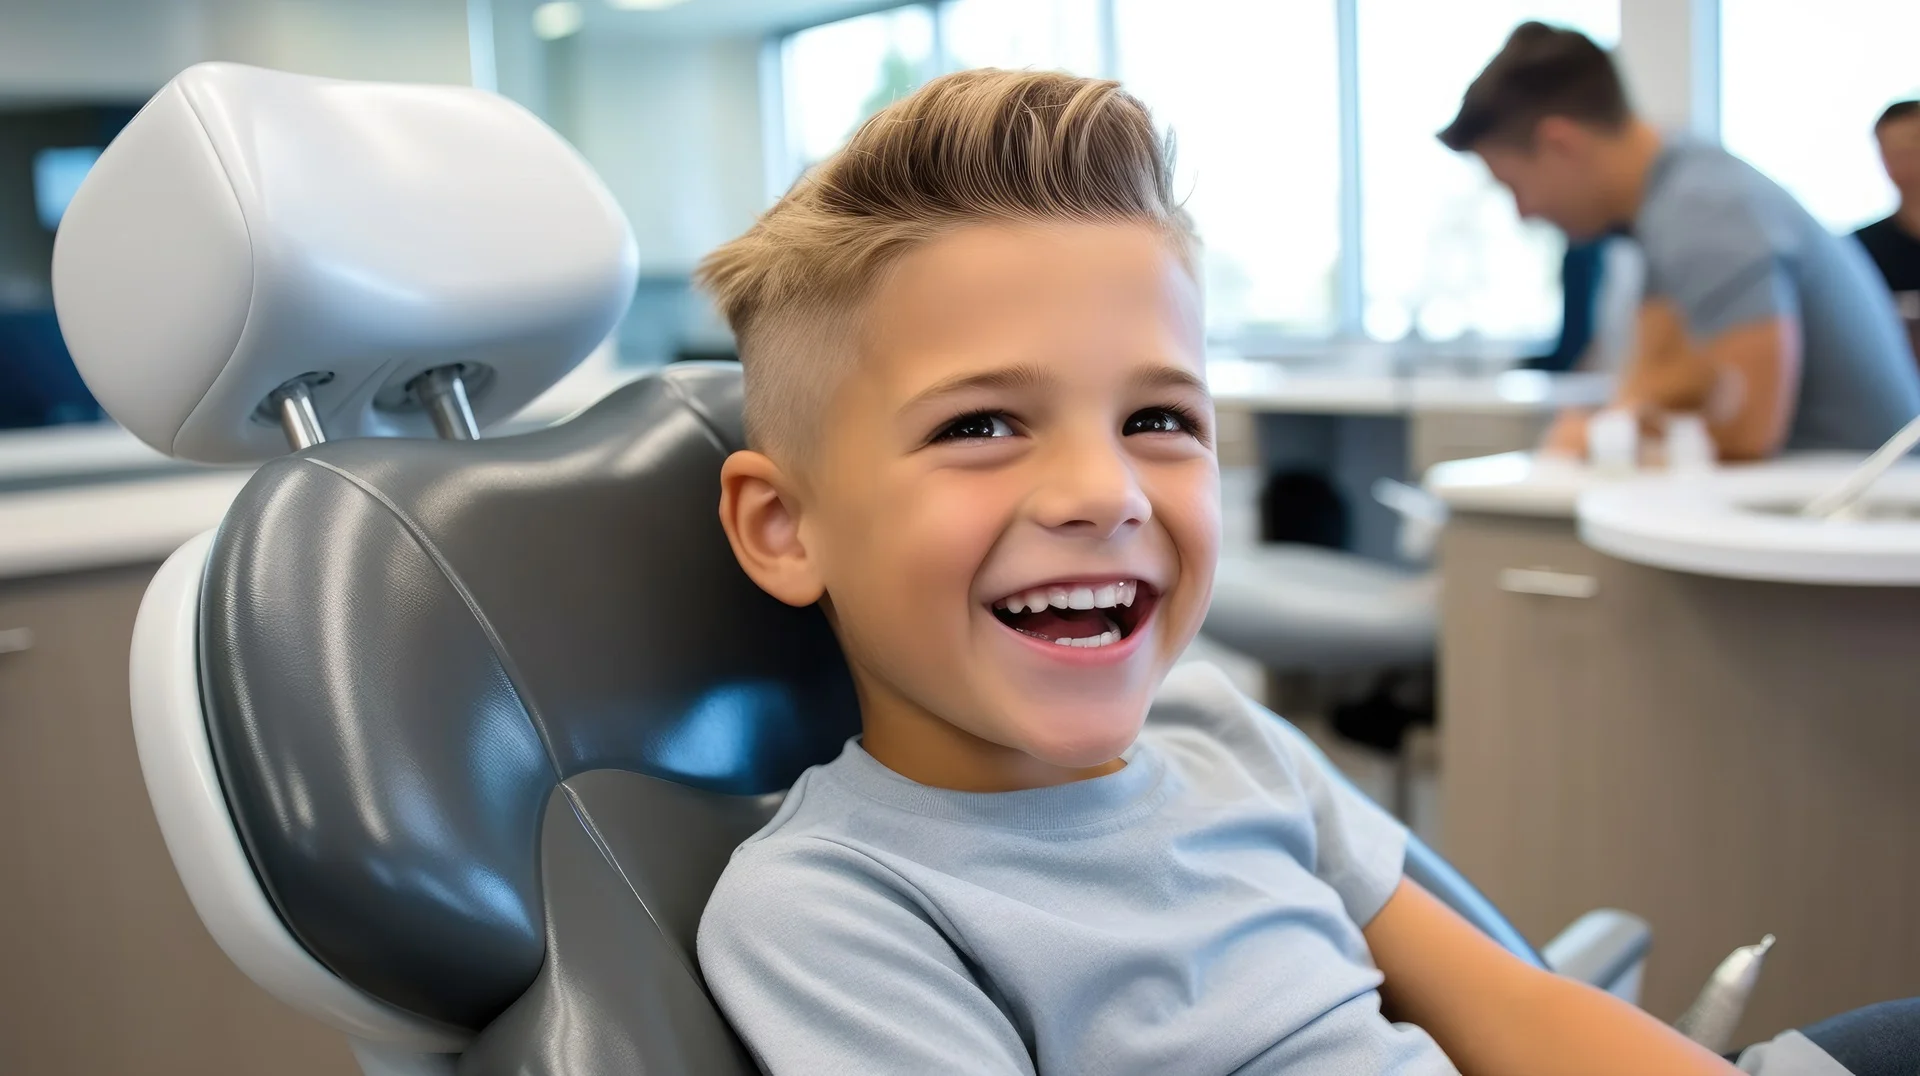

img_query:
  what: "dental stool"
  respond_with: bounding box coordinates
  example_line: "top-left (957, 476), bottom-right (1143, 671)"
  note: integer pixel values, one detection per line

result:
top-left (56, 63), bottom-right (1653, 1076)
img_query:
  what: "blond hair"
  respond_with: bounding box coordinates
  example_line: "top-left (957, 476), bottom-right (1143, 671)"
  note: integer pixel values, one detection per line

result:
top-left (695, 68), bottom-right (1197, 460)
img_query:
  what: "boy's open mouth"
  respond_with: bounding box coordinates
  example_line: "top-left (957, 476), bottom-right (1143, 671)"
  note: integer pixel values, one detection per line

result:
top-left (988, 580), bottom-right (1159, 649)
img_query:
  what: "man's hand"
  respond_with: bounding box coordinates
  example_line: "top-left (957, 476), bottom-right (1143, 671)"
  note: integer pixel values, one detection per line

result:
top-left (1539, 409), bottom-right (1592, 459)
top-left (1611, 299), bottom-right (1803, 461)
top-left (1364, 879), bottom-right (1738, 1076)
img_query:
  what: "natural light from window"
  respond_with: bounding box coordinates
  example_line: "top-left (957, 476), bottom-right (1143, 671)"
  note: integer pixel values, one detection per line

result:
top-left (1357, 1), bottom-right (1619, 343)
top-left (1721, 0), bottom-right (1920, 233)
top-left (1116, 0), bottom-right (1342, 337)
top-left (942, 0), bottom-right (1101, 75)
top-left (780, 6), bottom-right (936, 182)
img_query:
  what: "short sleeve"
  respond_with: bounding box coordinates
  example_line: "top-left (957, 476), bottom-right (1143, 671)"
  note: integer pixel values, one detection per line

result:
top-left (1642, 187), bottom-right (1799, 339)
top-left (1154, 663), bottom-right (1408, 927)
top-left (1258, 709), bottom-right (1409, 926)
top-left (697, 838), bottom-right (1037, 1076)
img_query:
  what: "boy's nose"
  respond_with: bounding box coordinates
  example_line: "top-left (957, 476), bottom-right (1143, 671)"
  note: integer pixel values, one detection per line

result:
top-left (1030, 437), bottom-right (1151, 541)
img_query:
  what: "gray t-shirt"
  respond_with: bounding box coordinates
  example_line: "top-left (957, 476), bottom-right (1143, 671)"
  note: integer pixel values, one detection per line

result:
top-left (697, 662), bottom-right (1456, 1075)
top-left (1635, 138), bottom-right (1920, 452)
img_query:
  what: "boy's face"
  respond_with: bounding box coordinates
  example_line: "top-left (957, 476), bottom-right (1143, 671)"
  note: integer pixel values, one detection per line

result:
top-left (766, 223), bottom-right (1217, 781)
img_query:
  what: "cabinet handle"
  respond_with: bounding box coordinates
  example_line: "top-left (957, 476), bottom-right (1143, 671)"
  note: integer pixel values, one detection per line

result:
top-left (1498, 567), bottom-right (1598, 599)
top-left (0, 627), bottom-right (33, 655)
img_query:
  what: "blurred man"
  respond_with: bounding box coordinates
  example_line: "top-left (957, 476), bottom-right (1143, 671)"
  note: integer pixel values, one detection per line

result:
top-left (1441, 23), bottom-right (1920, 459)
top-left (1855, 100), bottom-right (1920, 357)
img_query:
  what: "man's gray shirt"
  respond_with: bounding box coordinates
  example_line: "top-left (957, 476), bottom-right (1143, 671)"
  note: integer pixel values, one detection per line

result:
top-left (1635, 138), bottom-right (1920, 450)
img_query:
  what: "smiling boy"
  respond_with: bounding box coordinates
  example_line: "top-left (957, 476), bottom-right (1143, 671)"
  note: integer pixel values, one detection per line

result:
top-left (694, 70), bottom-right (1739, 1075)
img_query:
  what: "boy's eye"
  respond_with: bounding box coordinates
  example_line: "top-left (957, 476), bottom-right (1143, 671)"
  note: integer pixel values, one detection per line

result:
top-left (1124, 406), bottom-right (1198, 436)
top-left (933, 411), bottom-right (1017, 442)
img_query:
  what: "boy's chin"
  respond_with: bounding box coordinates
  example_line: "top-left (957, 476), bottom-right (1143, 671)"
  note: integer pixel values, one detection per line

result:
top-left (1002, 710), bottom-right (1145, 771)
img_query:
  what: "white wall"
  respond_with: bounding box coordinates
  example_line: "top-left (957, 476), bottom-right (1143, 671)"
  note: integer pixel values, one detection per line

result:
top-left (556, 33), bottom-right (767, 275)
top-left (0, 0), bottom-right (473, 103)
top-left (196, 0), bottom-right (473, 85)
top-left (1616, 0), bottom-right (1718, 137)
top-left (0, 0), bottom-right (206, 100)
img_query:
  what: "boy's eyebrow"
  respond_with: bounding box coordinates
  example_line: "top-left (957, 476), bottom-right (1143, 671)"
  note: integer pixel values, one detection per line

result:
top-left (903, 362), bottom-right (1211, 411)
top-left (1130, 365), bottom-right (1211, 397)
top-left (902, 363), bottom-right (1055, 410)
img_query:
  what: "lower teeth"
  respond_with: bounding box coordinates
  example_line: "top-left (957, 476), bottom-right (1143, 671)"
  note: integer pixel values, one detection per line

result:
top-left (1054, 630), bottom-right (1120, 648)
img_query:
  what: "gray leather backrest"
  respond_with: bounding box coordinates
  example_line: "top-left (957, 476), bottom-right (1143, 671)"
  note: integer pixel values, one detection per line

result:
top-left (199, 363), bottom-right (860, 1031)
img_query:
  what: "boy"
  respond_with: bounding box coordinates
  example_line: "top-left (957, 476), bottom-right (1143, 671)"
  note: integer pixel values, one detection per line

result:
top-left (693, 69), bottom-right (1743, 1074)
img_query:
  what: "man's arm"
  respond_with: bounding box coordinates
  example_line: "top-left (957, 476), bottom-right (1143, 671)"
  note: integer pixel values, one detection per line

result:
top-left (1364, 878), bottom-right (1737, 1076)
top-left (1617, 300), bottom-right (1803, 460)
top-left (1541, 302), bottom-right (1803, 461)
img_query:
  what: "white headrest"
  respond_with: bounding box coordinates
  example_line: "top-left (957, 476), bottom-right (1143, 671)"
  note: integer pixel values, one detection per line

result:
top-left (52, 63), bottom-right (638, 463)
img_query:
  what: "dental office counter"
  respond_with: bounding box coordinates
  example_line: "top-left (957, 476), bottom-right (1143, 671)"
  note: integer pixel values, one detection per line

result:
top-left (1428, 453), bottom-right (1920, 1047)
top-left (1207, 357), bottom-right (1611, 558)
top-left (0, 464), bottom-right (359, 1074)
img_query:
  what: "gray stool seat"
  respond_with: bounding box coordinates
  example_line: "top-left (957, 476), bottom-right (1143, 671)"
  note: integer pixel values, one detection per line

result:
top-left (1204, 544), bottom-right (1437, 674)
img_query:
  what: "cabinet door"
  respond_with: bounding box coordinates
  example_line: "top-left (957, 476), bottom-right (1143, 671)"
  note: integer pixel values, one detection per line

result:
top-left (1436, 513), bottom-right (1613, 935)
top-left (0, 567), bottom-right (359, 1076)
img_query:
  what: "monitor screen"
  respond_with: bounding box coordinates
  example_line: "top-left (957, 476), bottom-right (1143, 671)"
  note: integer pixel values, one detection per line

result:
top-left (32, 146), bottom-right (103, 231)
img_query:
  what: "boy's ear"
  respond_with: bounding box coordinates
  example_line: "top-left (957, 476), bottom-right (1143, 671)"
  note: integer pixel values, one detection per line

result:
top-left (717, 449), bottom-right (826, 608)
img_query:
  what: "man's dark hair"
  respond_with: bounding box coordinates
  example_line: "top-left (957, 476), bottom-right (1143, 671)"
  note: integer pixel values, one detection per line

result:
top-left (1876, 100), bottom-right (1920, 131)
top-left (1438, 22), bottom-right (1630, 151)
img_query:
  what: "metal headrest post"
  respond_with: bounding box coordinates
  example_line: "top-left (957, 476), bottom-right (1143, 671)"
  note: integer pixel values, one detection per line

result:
top-left (410, 366), bottom-right (481, 442)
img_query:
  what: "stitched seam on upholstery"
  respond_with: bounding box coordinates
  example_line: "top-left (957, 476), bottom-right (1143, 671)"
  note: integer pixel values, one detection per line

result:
top-left (299, 457), bottom-right (567, 782)
top-left (659, 369), bottom-right (736, 455)
top-left (171, 83), bottom-right (260, 459)
top-left (557, 781), bottom-right (709, 987)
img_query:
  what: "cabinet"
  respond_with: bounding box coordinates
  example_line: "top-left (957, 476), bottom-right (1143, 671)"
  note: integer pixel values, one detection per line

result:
top-left (0, 565), bottom-right (357, 1075)
top-left (1439, 511), bottom-right (1920, 1045)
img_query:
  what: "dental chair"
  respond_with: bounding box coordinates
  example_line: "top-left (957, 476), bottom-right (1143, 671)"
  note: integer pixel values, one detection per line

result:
top-left (55, 63), bottom-right (1653, 1075)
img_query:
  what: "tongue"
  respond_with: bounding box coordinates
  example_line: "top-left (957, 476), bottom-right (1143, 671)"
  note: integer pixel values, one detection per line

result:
top-left (1003, 606), bottom-right (1115, 641)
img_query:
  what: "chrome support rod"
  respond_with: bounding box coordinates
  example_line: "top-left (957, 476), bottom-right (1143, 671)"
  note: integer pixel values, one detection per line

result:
top-left (270, 380), bottom-right (327, 450)
top-left (412, 366), bottom-right (480, 441)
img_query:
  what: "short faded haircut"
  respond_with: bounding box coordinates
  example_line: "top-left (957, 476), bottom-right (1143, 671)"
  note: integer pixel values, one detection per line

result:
top-left (695, 68), bottom-right (1197, 460)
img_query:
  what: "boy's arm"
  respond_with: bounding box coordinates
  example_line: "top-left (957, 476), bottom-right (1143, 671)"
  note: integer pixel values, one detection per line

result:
top-left (1364, 878), bottom-right (1738, 1076)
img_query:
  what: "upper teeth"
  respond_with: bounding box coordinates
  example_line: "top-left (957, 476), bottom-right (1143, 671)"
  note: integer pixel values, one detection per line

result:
top-left (993, 580), bottom-right (1139, 614)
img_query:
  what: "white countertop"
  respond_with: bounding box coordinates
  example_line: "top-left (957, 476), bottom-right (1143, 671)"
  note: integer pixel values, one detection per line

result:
top-left (1429, 450), bottom-right (1920, 586)
top-left (0, 469), bottom-right (254, 581)
top-left (1207, 358), bottom-right (1611, 416)
top-left (0, 422), bottom-right (179, 487)
top-left (1579, 460), bottom-right (1920, 586)
top-left (1424, 451), bottom-right (1611, 517)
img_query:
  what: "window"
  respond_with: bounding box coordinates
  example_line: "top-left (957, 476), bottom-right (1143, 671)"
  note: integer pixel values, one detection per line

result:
top-left (942, 0), bottom-right (1101, 75)
top-left (1115, 0), bottom-right (1343, 337)
top-left (779, 6), bottom-right (936, 179)
top-left (776, 2), bottom-right (1627, 344)
top-left (1357, 1), bottom-right (1619, 342)
top-left (32, 147), bottom-right (103, 231)
top-left (1721, 0), bottom-right (1920, 232)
